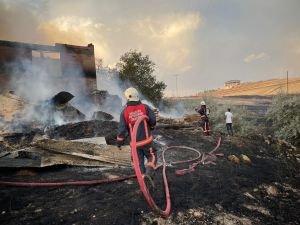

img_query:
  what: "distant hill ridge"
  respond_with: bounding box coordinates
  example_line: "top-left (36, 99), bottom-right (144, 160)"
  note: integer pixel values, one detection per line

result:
top-left (213, 77), bottom-right (300, 96)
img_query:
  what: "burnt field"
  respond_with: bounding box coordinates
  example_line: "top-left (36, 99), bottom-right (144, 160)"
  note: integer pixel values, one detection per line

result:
top-left (0, 126), bottom-right (299, 225)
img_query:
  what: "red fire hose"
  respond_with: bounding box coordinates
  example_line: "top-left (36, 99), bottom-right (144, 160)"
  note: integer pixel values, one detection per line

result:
top-left (130, 115), bottom-right (171, 217)
top-left (0, 175), bottom-right (136, 187)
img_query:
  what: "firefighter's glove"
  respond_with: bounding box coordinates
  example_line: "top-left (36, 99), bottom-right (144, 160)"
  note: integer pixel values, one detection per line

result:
top-left (117, 136), bottom-right (125, 150)
top-left (117, 141), bottom-right (124, 150)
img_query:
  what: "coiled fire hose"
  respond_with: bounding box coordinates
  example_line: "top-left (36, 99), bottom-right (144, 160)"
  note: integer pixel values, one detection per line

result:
top-left (0, 115), bottom-right (222, 217)
top-left (130, 115), bottom-right (222, 217)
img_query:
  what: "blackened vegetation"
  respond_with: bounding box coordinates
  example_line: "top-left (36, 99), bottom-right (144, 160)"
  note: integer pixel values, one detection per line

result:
top-left (0, 125), bottom-right (299, 225)
top-left (0, 120), bottom-right (119, 147)
top-left (48, 120), bottom-right (119, 144)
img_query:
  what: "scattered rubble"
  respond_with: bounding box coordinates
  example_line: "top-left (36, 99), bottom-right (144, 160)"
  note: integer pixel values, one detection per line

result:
top-left (92, 111), bottom-right (114, 121)
top-left (265, 185), bottom-right (279, 197)
top-left (85, 90), bottom-right (123, 114)
top-left (228, 154), bottom-right (240, 164)
top-left (240, 154), bottom-right (252, 164)
top-left (214, 213), bottom-right (253, 225)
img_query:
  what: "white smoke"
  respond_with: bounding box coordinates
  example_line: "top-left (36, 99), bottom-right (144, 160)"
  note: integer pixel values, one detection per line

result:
top-left (96, 68), bottom-right (126, 103)
top-left (95, 68), bottom-right (192, 119)
top-left (7, 56), bottom-right (87, 102)
top-left (4, 47), bottom-right (89, 128)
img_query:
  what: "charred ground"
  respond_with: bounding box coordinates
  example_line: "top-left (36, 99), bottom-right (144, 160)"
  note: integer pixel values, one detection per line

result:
top-left (0, 125), bottom-right (299, 225)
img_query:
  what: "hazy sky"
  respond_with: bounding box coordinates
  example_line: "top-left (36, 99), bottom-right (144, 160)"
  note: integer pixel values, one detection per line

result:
top-left (1, 0), bottom-right (299, 96)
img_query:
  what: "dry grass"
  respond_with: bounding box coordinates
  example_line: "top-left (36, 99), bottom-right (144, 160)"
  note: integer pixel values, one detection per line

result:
top-left (212, 78), bottom-right (300, 96)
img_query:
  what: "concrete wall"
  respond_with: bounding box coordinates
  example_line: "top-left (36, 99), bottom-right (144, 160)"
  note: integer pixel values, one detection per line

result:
top-left (58, 43), bottom-right (96, 78)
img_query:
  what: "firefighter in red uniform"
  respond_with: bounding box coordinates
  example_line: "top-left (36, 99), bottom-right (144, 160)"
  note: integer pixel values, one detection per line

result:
top-left (117, 87), bottom-right (157, 180)
top-left (195, 101), bottom-right (210, 135)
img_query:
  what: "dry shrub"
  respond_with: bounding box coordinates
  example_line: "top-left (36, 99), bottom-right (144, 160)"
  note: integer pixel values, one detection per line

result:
top-left (266, 94), bottom-right (300, 146)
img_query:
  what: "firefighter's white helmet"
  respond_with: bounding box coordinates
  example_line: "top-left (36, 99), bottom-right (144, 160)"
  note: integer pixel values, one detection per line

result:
top-left (200, 101), bottom-right (206, 106)
top-left (124, 87), bottom-right (139, 101)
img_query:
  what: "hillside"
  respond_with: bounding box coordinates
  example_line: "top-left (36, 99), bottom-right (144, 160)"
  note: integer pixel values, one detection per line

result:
top-left (212, 77), bottom-right (300, 97)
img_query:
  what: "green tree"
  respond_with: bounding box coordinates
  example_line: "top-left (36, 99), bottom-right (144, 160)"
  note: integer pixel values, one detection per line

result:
top-left (117, 50), bottom-right (166, 106)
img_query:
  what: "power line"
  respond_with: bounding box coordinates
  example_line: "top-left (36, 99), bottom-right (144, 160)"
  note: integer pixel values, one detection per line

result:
top-left (175, 74), bottom-right (178, 97)
top-left (287, 71), bottom-right (289, 94)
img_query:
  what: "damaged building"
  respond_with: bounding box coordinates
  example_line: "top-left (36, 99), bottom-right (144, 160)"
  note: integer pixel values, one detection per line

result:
top-left (0, 40), bottom-right (96, 94)
top-left (0, 40), bottom-right (123, 128)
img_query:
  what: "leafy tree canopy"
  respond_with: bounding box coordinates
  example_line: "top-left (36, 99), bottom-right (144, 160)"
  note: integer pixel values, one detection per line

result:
top-left (117, 50), bottom-right (166, 106)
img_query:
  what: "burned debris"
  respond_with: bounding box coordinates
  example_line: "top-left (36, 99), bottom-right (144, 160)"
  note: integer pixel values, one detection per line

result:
top-left (52, 91), bottom-right (74, 105)
top-left (0, 139), bottom-right (131, 168)
top-left (92, 111), bottom-right (114, 121)
top-left (47, 120), bottom-right (118, 143)
top-left (86, 89), bottom-right (123, 114)
top-left (36, 91), bottom-right (86, 127)
top-left (0, 88), bottom-right (121, 165)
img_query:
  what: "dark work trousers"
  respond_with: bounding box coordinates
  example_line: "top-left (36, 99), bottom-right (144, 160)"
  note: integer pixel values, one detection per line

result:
top-left (137, 146), bottom-right (156, 174)
top-left (226, 123), bottom-right (233, 135)
top-left (201, 117), bottom-right (210, 135)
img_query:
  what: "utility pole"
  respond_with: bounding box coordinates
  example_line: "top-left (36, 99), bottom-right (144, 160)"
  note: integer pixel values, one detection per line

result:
top-left (175, 74), bottom-right (178, 97)
top-left (287, 71), bottom-right (289, 94)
